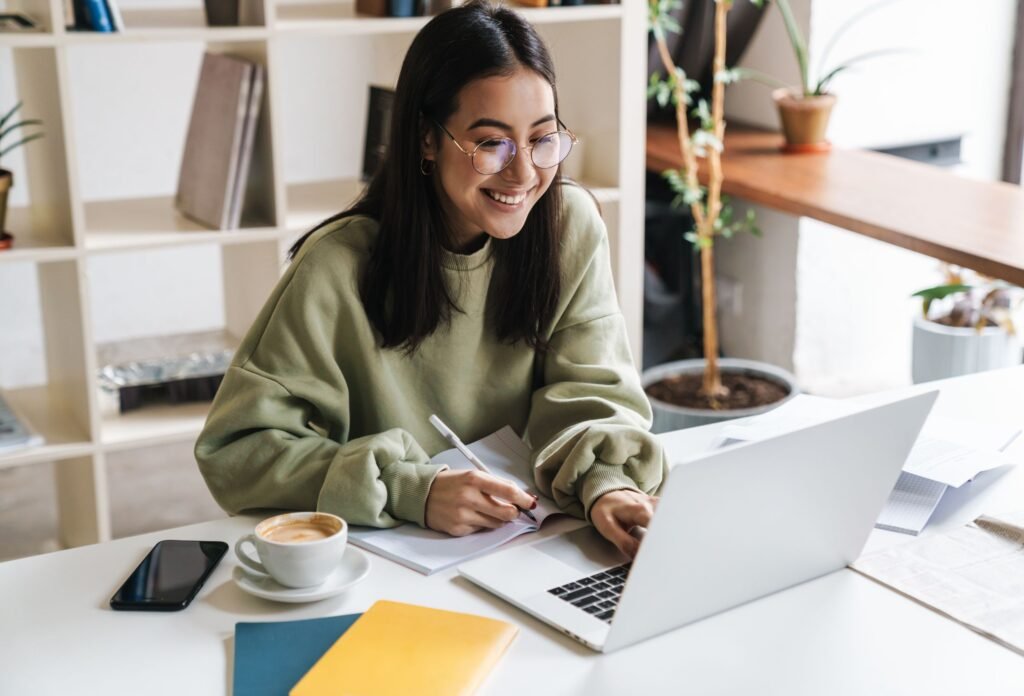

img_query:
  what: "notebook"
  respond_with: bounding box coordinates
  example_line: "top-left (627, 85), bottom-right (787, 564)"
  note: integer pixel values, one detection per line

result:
top-left (348, 426), bottom-right (565, 575)
top-left (290, 600), bottom-right (518, 696)
top-left (233, 614), bottom-right (362, 696)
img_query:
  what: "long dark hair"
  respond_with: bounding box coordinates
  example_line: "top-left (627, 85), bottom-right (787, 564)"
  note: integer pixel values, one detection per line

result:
top-left (289, 0), bottom-right (563, 353)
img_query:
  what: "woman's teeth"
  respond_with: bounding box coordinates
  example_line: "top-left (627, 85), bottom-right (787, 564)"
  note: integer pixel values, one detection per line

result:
top-left (485, 190), bottom-right (527, 205)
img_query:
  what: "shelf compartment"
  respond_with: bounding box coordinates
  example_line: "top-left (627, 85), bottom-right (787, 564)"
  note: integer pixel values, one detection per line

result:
top-left (273, 1), bottom-right (622, 34)
top-left (60, 1), bottom-right (269, 42)
top-left (67, 40), bottom-right (281, 246)
top-left (83, 195), bottom-right (280, 252)
top-left (100, 400), bottom-right (211, 450)
top-left (2, 46), bottom-right (76, 249)
top-left (0, 205), bottom-right (77, 262)
top-left (0, 386), bottom-right (93, 470)
top-left (285, 178), bottom-right (366, 232)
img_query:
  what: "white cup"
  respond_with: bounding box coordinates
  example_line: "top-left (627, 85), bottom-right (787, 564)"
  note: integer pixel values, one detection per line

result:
top-left (234, 512), bottom-right (348, 588)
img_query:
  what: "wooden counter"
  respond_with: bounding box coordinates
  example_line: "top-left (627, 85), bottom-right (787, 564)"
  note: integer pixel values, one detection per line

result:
top-left (646, 123), bottom-right (1024, 286)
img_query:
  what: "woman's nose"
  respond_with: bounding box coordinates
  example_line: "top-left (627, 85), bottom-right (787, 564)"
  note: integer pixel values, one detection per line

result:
top-left (501, 145), bottom-right (535, 185)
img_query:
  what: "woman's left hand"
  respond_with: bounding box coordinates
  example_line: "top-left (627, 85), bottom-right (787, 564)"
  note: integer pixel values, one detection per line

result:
top-left (590, 489), bottom-right (657, 559)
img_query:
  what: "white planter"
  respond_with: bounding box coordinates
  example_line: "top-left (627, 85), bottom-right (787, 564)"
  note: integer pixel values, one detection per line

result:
top-left (911, 315), bottom-right (1022, 384)
top-left (641, 358), bottom-right (800, 433)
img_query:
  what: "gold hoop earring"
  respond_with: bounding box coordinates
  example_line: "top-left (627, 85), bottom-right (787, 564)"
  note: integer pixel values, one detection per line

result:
top-left (420, 158), bottom-right (435, 176)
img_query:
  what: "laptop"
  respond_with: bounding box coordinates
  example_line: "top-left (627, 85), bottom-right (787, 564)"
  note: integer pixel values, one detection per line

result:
top-left (458, 390), bottom-right (938, 653)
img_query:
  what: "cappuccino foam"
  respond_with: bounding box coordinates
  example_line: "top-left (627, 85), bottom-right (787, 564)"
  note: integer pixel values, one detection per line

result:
top-left (261, 521), bottom-right (337, 544)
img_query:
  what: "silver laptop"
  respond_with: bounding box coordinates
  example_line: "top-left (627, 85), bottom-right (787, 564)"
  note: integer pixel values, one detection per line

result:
top-left (459, 390), bottom-right (938, 653)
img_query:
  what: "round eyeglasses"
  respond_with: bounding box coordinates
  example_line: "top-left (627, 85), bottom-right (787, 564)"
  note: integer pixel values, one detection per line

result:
top-left (434, 120), bottom-right (579, 175)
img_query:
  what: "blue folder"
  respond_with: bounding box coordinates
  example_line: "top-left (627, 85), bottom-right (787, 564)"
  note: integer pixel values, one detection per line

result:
top-left (232, 613), bottom-right (362, 696)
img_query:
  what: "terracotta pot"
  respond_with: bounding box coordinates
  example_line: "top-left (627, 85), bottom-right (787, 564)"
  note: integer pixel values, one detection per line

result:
top-left (641, 358), bottom-right (800, 432)
top-left (0, 168), bottom-right (11, 241)
top-left (772, 88), bottom-right (836, 152)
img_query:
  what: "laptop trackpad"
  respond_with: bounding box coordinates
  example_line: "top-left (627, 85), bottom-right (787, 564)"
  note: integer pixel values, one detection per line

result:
top-left (535, 526), bottom-right (628, 573)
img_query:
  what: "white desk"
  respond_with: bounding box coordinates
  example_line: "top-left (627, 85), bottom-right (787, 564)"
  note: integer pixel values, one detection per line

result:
top-left (3, 368), bottom-right (1024, 695)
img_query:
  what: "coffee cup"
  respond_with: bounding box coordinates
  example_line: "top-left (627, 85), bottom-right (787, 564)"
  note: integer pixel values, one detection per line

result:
top-left (234, 512), bottom-right (348, 588)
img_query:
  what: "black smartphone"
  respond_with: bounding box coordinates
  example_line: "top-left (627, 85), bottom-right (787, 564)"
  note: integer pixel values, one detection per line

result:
top-left (110, 540), bottom-right (228, 612)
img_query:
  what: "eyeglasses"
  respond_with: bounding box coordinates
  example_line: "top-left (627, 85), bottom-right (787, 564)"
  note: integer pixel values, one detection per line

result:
top-left (433, 120), bottom-right (579, 175)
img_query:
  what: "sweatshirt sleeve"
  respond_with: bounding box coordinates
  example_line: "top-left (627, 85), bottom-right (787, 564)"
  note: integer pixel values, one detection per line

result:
top-left (525, 191), bottom-right (668, 520)
top-left (194, 227), bottom-right (446, 528)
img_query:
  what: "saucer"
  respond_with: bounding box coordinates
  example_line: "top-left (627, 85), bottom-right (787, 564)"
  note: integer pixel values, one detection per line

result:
top-left (232, 546), bottom-right (371, 603)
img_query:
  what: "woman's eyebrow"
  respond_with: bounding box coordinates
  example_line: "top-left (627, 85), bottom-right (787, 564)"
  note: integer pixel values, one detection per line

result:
top-left (467, 114), bottom-right (557, 130)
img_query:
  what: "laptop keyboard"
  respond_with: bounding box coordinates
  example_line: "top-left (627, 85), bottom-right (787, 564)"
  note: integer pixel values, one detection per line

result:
top-left (546, 563), bottom-right (631, 623)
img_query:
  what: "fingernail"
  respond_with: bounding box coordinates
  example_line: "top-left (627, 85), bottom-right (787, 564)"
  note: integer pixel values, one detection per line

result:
top-left (530, 499), bottom-right (538, 510)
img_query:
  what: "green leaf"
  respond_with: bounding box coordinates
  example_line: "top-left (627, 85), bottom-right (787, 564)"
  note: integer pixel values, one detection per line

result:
top-left (693, 99), bottom-right (712, 128)
top-left (0, 132), bottom-right (43, 160)
top-left (815, 49), bottom-right (908, 95)
top-left (0, 101), bottom-right (23, 133)
top-left (692, 129), bottom-right (723, 156)
top-left (684, 231), bottom-right (700, 245)
top-left (775, 0), bottom-right (810, 96)
top-left (0, 119), bottom-right (43, 145)
top-left (715, 68), bottom-right (743, 84)
top-left (815, 0), bottom-right (903, 84)
top-left (729, 66), bottom-right (790, 90)
top-left (911, 284), bottom-right (972, 301)
top-left (697, 235), bottom-right (714, 250)
top-left (656, 84), bottom-right (670, 107)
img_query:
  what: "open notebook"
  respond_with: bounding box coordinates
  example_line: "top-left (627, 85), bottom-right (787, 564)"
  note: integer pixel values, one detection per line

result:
top-left (347, 426), bottom-right (566, 575)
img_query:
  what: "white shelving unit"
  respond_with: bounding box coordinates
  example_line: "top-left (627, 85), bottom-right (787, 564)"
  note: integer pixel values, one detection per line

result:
top-left (0, 0), bottom-right (646, 548)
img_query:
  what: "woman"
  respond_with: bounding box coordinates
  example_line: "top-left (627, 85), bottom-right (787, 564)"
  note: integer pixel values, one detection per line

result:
top-left (195, 0), bottom-right (666, 558)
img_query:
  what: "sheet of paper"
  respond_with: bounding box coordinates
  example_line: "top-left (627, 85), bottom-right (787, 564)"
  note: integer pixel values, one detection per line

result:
top-left (903, 437), bottom-right (1016, 488)
top-left (852, 512), bottom-right (1024, 656)
top-left (874, 472), bottom-right (948, 535)
top-left (348, 426), bottom-right (560, 575)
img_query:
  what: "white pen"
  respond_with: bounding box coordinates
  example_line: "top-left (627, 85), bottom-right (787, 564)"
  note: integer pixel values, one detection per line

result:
top-left (428, 414), bottom-right (537, 522)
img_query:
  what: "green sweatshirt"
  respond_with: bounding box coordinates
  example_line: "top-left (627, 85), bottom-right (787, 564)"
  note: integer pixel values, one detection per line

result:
top-left (195, 184), bottom-right (667, 529)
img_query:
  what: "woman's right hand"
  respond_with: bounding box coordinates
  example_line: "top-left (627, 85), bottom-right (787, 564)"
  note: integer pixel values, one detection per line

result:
top-left (424, 469), bottom-right (538, 537)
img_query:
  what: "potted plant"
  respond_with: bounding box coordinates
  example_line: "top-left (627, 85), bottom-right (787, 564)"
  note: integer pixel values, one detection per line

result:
top-left (911, 266), bottom-right (1023, 384)
top-left (643, 0), bottom-right (798, 432)
top-left (725, 0), bottom-right (900, 151)
top-left (0, 101), bottom-right (44, 250)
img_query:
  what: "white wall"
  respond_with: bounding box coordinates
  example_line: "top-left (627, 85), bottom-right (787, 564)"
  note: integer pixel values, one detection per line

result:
top-left (722, 0), bottom-right (1017, 396)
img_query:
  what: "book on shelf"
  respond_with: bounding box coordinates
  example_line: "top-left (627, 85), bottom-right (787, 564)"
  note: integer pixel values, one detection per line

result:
top-left (176, 52), bottom-right (265, 230)
top-left (106, 0), bottom-right (124, 31)
top-left (354, 0), bottom-right (388, 17)
top-left (80, 0), bottom-right (114, 32)
top-left (362, 86), bottom-right (395, 182)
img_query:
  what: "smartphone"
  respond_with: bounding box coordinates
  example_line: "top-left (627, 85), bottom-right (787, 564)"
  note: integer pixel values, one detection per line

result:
top-left (110, 540), bottom-right (228, 612)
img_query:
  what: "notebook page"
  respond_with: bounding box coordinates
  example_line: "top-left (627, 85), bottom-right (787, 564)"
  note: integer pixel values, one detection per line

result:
top-left (348, 426), bottom-right (559, 574)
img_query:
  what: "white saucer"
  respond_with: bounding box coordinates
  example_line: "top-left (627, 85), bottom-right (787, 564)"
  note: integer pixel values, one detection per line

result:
top-left (232, 546), bottom-right (371, 603)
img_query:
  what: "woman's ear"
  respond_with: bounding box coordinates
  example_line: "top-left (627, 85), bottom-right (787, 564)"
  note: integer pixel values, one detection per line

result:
top-left (420, 121), bottom-right (437, 161)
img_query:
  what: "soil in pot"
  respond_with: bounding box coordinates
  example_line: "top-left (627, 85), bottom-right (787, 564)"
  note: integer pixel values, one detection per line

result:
top-left (0, 231), bottom-right (12, 251)
top-left (645, 370), bottom-right (790, 411)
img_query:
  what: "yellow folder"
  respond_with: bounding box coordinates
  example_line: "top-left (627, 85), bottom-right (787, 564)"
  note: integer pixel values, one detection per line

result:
top-left (290, 600), bottom-right (519, 696)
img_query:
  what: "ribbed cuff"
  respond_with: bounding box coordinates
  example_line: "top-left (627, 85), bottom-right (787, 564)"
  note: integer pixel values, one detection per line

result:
top-left (380, 459), bottom-right (448, 528)
top-left (579, 462), bottom-right (641, 521)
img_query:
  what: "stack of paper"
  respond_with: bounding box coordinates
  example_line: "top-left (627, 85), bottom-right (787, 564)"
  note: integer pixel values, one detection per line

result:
top-left (717, 395), bottom-right (1020, 535)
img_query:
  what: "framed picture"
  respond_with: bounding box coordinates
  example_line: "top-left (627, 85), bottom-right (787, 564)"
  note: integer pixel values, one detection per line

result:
top-left (0, 13), bottom-right (39, 31)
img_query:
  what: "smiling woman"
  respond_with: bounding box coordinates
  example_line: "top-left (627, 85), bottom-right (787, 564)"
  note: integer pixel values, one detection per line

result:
top-left (194, 0), bottom-right (667, 559)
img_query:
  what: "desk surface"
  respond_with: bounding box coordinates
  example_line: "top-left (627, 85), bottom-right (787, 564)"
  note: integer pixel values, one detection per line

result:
top-left (647, 123), bottom-right (1024, 287)
top-left (3, 368), bottom-right (1024, 695)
